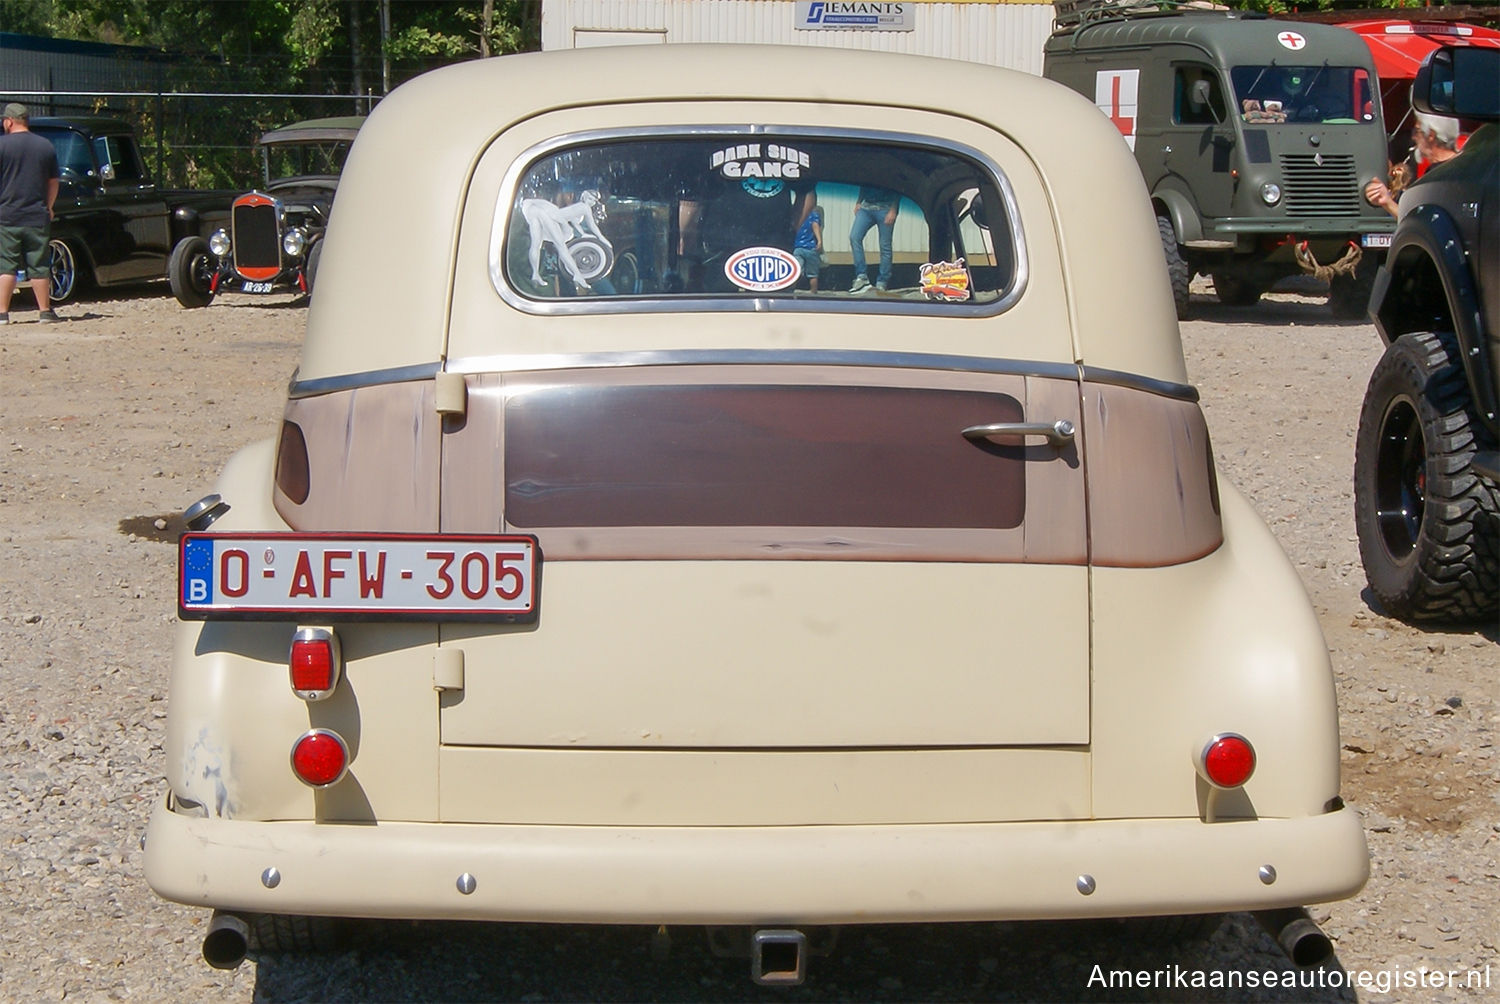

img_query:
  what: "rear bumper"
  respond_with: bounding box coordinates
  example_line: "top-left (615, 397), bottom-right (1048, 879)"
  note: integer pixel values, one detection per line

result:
top-left (144, 795), bottom-right (1368, 924)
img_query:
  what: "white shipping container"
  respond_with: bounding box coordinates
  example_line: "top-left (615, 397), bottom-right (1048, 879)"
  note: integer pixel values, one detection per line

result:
top-left (541, 0), bottom-right (1056, 75)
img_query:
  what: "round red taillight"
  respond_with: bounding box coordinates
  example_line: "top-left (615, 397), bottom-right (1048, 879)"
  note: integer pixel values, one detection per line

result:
top-left (290, 729), bottom-right (349, 787)
top-left (1200, 733), bottom-right (1256, 789)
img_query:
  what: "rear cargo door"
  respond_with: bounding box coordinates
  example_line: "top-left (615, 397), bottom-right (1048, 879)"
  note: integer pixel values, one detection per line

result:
top-left (434, 102), bottom-right (1090, 751)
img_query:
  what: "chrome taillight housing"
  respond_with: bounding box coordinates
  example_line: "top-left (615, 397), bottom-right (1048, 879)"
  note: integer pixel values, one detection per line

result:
top-left (289, 626), bottom-right (341, 701)
top-left (289, 728), bottom-right (350, 787)
top-left (1195, 732), bottom-right (1256, 789)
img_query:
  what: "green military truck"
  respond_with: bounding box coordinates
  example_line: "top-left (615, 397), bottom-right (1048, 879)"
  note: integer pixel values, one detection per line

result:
top-left (1043, 2), bottom-right (1396, 317)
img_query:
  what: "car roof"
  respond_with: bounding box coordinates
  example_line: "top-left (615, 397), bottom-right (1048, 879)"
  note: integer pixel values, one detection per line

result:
top-left (302, 44), bottom-right (1181, 386)
top-left (259, 115), bottom-right (365, 147)
top-left (29, 116), bottom-right (135, 137)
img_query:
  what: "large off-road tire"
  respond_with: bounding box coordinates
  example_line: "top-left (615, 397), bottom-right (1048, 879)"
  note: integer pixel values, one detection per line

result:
top-left (48, 238), bottom-right (84, 304)
top-left (1328, 253), bottom-right (1378, 320)
top-left (1354, 331), bottom-right (1500, 622)
top-left (1157, 214), bottom-right (1190, 319)
top-left (168, 235), bottom-right (215, 308)
top-left (1211, 271), bottom-right (1262, 307)
top-left (250, 913), bottom-right (349, 954)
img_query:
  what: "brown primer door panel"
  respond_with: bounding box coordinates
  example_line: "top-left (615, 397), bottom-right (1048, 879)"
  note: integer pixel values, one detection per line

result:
top-left (439, 364), bottom-right (1090, 749)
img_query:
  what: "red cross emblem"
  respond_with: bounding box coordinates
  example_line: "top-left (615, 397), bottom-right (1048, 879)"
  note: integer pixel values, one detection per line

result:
top-left (1278, 31), bottom-right (1306, 50)
top-left (1108, 75), bottom-right (1135, 137)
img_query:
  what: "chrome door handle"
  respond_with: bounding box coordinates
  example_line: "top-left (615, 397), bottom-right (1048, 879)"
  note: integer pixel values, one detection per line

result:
top-left (962, 419), bottom-right (1075, 447)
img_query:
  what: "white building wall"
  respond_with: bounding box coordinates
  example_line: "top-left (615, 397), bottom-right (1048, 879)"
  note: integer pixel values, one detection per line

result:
top-left (541, 0), bottom-right (1056, 76)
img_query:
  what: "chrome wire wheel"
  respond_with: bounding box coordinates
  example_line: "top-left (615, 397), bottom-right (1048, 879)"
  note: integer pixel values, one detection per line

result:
top-left (48, 239), bottom-right (77, 303)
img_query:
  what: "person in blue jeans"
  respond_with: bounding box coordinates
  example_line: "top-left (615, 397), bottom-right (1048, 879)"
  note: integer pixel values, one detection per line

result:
top-left (849, 186), bottom-right (899, 293)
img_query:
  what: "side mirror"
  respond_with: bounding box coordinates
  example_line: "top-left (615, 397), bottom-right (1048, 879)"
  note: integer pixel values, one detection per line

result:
top-left (1413, 46), bottom-right (1500, 122)
top-left (98, 162), bottom-right (115, 182)
top-left (1190, 78), bottom-right (1227, 124)
top-left (967, 194), bottom-right (989, 230)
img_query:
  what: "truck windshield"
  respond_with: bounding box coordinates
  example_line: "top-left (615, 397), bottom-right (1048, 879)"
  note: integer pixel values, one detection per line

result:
top-left (36, 129), bottom-right (94, 179)
top-left (262, 140), bottom-right (354, 183)
top-left (1231, 66), bottom-right (1375, 125)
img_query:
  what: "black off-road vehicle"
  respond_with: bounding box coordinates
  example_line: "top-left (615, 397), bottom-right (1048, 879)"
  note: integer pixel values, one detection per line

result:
top-left (1356, 45), bottom-right (1499, 622)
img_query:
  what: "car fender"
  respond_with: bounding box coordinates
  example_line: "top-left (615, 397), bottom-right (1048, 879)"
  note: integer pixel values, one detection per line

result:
top-left (1372, 204), bottom-right (1497, 433)
top-left (164, 435), bottom-right (442, 824)
top-left (169, 204), bottom-right (211, 246)
top-left (45, 220), bottom-right (99, 278)
top-left (196, 438), bottom-right (288, 533)
top-left (1091, 481), bottom-right (1344, 823)
top-left (1151, 187), bottom-right (1205, 245)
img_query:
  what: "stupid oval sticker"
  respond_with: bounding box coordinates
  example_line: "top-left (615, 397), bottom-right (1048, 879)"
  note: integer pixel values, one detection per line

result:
top-left (725, 246), bottom-right (801, 292)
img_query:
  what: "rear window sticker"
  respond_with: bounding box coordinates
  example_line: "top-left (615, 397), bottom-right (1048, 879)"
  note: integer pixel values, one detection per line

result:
top-left (725, 246), bottom-right (801, 292)
top-left (920, 259), bottom-right (971, 301)
top-left (520, 190), bottom-right (614, 289)
top-left (710, 142), bottom-right (812, 180)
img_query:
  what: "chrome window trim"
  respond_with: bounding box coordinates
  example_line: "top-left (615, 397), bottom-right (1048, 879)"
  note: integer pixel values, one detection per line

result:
top-left (286, 350), bottom-right (1198, 404)
top-left (486, 124), bottom-right (1029, 318)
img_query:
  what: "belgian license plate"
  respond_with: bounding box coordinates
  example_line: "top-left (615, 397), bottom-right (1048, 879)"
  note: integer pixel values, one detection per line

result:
top-left (179, 532), bottom-right (539, 621)
top-left (1360, 233), bottom-right (1393, 249)
top-left (243, 280), bottom-right (275, 293)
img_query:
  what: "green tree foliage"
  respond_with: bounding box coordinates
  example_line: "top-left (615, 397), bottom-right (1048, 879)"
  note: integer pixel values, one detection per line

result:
top-left (1227, 0), bottom-right (1464, 14)
top-left (0, 0), bottom-right (541, 186)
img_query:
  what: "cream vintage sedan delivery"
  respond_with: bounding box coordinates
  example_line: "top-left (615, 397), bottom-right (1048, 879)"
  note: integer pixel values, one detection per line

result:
top-left (144, 44), bottom-right (1367, 984)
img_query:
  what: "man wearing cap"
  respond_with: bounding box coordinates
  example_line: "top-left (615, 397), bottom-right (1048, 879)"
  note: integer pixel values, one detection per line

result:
top-left (0, 102), bottom-right (61, 323)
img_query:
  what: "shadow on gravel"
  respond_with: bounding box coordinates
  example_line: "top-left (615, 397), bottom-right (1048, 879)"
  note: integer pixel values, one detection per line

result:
top-left (1356, 587), bottom-right (1499, 645)
top-left (250, 913), bottom-right (1357, 1002)
top-left (1, 307), bottom-right (109, 323)
top-left (118, 513), bottom-right (185, 543)
top-left (1185, 297), bottom-right (1371, 330)
top-left (205, 295), bottom-right (311, 311)
top-left (1184, 276), bottom-right (1372, 329)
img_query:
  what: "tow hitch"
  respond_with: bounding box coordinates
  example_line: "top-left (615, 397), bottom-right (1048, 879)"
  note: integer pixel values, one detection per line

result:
top-left (702, 926), bottom-right (839, 986)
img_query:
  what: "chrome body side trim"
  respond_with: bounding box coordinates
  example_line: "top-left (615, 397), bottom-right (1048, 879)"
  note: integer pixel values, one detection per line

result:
top-left (288, 362), bottom-right (441, 399)
top-left (287, 351), bottom-right (1200, 403)
top-left (444, 349), bottom-right (1078, 381)
top-left (1080, 365), bottom-right (1199, 402)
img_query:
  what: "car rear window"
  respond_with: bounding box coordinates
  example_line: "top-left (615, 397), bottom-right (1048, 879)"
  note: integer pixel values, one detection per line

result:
top-left (490, 129), bottom-right (1021, 311)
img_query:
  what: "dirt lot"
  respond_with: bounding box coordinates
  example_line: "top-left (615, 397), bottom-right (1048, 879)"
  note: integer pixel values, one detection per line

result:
top-left (0, 281), bottom-right (1494, 1002)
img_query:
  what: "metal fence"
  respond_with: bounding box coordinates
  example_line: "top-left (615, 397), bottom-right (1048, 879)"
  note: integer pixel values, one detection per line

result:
top-left (0, 33), bottom-right (380, 190)
top-left (0, 89), bottom-right (377, 191)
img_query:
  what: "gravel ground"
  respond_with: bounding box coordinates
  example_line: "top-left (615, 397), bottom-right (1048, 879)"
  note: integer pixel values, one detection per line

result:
top-left (0, 280), bottom-right (1494, 1003)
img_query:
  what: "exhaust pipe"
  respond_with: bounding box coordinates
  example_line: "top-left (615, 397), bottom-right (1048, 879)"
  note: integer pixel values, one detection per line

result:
top-left (1253, 907), bottom-right (1333, 968)
top-left (751, 928), bottom-right (808, 986)
top-left (202, 910), bottom-right (252, 970)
